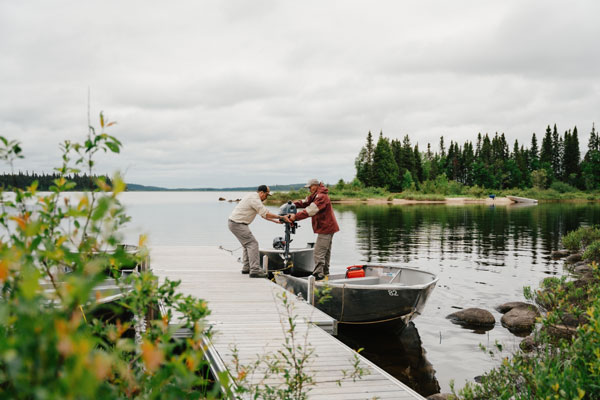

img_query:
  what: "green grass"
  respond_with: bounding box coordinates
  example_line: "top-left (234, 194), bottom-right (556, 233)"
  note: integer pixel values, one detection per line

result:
top-left (268, 184), bottom-right (600, 204)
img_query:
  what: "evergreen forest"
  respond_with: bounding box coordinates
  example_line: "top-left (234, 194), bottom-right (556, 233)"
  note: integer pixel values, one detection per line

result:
top-left (354, 124), bottom-right (600, 192)
top-left (0, 172), bottom-right (112, 191)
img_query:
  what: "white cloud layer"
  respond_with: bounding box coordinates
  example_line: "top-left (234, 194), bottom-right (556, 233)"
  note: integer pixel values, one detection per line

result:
top-left (1, 1), bottom-right (599, 187)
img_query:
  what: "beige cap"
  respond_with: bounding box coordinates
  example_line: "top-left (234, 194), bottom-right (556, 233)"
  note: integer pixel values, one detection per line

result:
top-left (304, 178), bottom-right (320, 188)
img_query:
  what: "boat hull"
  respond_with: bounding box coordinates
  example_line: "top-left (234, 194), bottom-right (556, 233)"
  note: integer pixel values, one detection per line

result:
top-left (259, 245), bottom-right (315, 275)
top-left (275, 265), bottom-right (437, 323)
top-left (507, 195), bottom-right (538, 204)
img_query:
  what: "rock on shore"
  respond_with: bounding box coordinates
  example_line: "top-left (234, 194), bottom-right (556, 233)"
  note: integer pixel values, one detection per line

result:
top-left (496, 302), bottom-right (539, 334)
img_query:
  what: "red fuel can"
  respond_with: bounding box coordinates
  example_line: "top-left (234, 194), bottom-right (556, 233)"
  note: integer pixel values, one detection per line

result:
top-left (346, 265), bottom-right (365, 279)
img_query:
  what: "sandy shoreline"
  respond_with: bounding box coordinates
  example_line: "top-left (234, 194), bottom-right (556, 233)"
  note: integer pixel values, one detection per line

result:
top-left (331, 197), bottom-right (514, 205)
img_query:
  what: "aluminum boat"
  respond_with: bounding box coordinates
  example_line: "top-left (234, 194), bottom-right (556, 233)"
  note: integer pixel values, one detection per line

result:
top-left (274, 264), bottom-right (438, 323)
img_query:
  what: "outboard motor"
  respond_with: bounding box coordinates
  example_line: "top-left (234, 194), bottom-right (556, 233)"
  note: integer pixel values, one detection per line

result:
top-left (273, 201), bottom-right (298, 268)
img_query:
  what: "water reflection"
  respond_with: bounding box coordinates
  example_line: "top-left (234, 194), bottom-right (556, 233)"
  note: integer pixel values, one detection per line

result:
top-left (337, 321), bottom-right (440, 397)
top-left (335, 203), bottom-right (600, 266)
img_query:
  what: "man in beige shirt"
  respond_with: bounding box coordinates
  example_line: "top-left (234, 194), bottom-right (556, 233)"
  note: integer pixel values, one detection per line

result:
top-left (228, 185), bottom-right (289, 278)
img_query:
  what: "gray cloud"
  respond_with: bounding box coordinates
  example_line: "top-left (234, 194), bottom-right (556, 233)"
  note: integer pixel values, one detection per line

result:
top-left (1, 1), bottom-right (599, 187)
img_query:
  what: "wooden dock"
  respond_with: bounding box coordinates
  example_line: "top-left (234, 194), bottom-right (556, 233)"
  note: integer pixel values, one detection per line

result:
top-left (151, 246), bottom-right (424, 399)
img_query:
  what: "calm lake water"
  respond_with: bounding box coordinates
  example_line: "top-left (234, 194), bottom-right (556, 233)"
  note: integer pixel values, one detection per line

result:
top-left (118, 191), bottom-right (600, 395)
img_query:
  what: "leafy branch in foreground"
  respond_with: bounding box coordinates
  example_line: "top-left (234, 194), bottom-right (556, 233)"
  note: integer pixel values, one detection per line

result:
top-left (0, 113), bottom-right (216, 399)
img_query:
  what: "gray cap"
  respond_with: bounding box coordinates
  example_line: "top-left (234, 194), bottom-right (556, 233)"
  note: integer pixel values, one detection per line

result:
top-left (304, 178), bottom-right (320, 188)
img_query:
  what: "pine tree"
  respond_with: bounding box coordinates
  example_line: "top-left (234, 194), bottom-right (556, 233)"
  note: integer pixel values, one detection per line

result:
top-left (552, 124), bottom-right (561, 176)
top-left (413, 144), bottom-right (423, 183)
top-left (540, 126), bottom-right (553, 163)
top-left (355, 131), bottom-right (375, 186)
top-left (462, 141), bottom-right (475, 186)
top-left (529, 133), bottom-right (539, 170)
top-left (372, 133), bottom-right (399, 189)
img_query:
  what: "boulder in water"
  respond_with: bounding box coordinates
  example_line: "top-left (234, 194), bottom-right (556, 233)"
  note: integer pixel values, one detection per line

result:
top-left (447, 308), bottom-right (495, 329)
top-left (495, 301), bottom-right (537, 314)
top-left (501, 307), bottom-right (540, 334)
top-left (565, 253), bottom-right (583, 263)
top-left (551, 250), bottom-right (570, 258)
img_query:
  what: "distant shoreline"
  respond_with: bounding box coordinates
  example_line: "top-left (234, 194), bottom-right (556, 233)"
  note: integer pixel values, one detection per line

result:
top-left (330, 196), bottom-right (514, 205)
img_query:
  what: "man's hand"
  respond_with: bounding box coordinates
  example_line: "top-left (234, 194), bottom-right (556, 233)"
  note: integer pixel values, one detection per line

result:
top-left (288, 214), bottom-right (296, 222)
top-left (279, 215), bottom-right (291, 224)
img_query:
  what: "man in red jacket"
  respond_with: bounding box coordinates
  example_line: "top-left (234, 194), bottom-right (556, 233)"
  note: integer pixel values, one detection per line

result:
top-left (289, 179), bottom-right (339, 280)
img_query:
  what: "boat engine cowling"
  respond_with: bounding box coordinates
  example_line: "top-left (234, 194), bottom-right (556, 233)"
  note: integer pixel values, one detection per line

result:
top-left (278, 201), bottom-right (297, 216)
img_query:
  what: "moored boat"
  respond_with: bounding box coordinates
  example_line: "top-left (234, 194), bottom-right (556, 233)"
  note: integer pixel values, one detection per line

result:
top-left (274, 265), bottom-right (438, 323)
top-left (507, 195), bottom-right (538, 204)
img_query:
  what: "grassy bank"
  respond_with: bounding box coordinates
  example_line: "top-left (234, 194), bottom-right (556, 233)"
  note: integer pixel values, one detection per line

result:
top-left (267, 184), bottom-right (600, 204)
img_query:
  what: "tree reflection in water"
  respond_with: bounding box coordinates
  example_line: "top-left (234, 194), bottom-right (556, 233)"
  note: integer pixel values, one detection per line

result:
top-left (337, 321), bottom-right (440, 397)
top-left (330, 203), bottom-right (600, 393)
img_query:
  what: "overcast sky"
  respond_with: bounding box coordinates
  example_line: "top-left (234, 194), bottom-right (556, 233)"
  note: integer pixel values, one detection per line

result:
top-left (1, 1), bottom-right (599, 188)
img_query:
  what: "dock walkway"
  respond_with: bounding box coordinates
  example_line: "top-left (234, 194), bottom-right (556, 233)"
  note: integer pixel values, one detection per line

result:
top-left (151, 245), bottom-right (424, 399)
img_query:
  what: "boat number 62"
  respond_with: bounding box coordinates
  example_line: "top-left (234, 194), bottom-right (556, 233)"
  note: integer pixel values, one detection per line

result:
top-left (388, 289), bottom-right (398, 297)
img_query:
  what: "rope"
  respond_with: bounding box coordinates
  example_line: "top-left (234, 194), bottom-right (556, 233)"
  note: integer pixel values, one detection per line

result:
top-left (218, 245), bottom-right (242, 254)
top-left (337, 313), bottom-right (413, 325)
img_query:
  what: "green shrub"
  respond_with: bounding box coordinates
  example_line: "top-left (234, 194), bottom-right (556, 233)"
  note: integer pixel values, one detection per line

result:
top-left (582, 240), bottom-right (600, 262)
top-left (562, 226), bottom-right (600, 251)
top-left (447, 180), bottom-right (465, 196)
top-left (531, 169), bottom-right (548, 189)
top-left (550, 181), bottom-right (578, 193)
top-left (466, 184), bottom-right (486, 198)
top-left (419, 179), bottom-right (437, 194)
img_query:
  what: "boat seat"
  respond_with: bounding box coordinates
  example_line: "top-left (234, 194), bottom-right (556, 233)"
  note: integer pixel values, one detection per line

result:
top-left (327, 276), bottom-right (381, 285)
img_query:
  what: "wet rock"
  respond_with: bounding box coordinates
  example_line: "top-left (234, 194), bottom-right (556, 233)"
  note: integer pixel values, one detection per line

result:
top-left (447, 308), bottom-right (495, 329)
top-left (560, 312), bottom-right (588, 327)
top-left (235, 198), bottom-right (242, 202)
top-left (520, 335), bottom-right (537, 352)
top-left (573, 264), bottom-right (592, 275)
top-left (565, 253), bottom-right (583, 263)
top-left (496, 301), bottom-right (537, 314)
top-left (545, 324), bottom-right (577, 339)
top-left (218, 197), bottom-right (226, 201)
top-left (551, 250), bottom-right (570, 258)
top-left (501, 307), bottom-right (540, 334)
top-left (427, 394), bottom-right (452, 400)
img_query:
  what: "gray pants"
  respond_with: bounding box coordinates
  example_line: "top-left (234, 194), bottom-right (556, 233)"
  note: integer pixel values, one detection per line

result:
top-left (313, 233), bottom-right (334, 276)
top-left (228, 220), bottom-right (261, 274)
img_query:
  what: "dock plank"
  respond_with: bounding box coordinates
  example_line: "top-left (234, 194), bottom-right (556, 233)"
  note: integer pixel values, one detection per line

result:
top-left (151, 245), bottom-right (424, 399)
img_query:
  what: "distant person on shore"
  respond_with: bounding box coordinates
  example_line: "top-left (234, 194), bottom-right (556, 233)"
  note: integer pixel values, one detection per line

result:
top-left (289, 179), bottom-right (339, 280)
top-left (228, 185), bottom-right (290, 278)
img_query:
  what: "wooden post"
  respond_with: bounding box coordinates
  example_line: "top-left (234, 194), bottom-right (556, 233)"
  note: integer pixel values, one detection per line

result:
top-left (263, 255), bottom-right (269, 273)
top-left (307, 275), bottom-right (315, 305)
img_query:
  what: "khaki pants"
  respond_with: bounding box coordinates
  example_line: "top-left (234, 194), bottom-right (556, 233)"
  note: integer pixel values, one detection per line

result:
top-left (313, 233), bottom-right (334, 277)
top-left (228, 219), bottom-right (261, 274)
